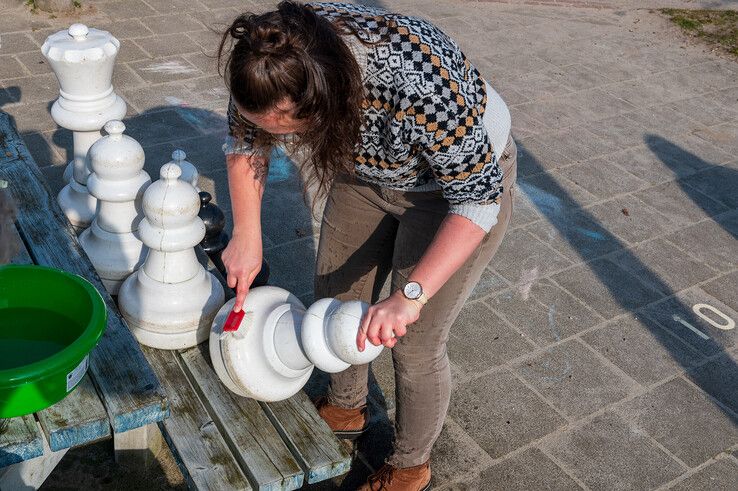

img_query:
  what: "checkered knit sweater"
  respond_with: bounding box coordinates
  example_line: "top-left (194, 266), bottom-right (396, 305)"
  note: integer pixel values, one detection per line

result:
top-left (225, 2), bottom-right (508, 231)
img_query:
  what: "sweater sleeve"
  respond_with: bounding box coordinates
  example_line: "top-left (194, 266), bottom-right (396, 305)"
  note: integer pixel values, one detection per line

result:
top-left (448, 202), bottom-right (501, 232)
top-left (407, 90), bottom-right (504, 231)
top-left (223, 96), bottom-right (260, 155)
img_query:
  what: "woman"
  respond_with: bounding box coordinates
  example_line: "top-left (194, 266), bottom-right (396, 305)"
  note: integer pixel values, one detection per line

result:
top-left (218, 2), bottom-right (515, 490)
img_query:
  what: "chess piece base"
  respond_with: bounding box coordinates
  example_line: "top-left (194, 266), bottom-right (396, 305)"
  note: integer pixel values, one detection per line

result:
top-left (210, 287), bottom-right (314, 402)
top-left (79, 221), bottom-right (147, 295)
top-left (57, 177), bottom-right (96, 231)
top-left (120, 266), bottom-right (225, 350)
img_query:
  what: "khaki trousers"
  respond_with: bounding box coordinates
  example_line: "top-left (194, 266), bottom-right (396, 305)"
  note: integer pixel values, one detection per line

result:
top-left (313, 135), bottom-right (518, 467)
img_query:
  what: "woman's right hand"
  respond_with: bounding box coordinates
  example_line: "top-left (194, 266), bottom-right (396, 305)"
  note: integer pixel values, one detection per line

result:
top-left (221, 230), bottom-right (263, 312)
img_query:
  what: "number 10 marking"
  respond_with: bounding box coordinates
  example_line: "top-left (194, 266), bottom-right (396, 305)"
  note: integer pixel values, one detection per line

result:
top-left (671, 303), bottom-right (735, 340)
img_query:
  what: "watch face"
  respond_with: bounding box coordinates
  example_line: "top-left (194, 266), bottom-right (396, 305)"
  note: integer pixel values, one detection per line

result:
top-left (404, 282), bottom-right (422, 300)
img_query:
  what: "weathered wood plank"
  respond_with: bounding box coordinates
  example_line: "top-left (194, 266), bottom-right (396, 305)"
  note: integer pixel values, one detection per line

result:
top-left (0, 114), bottom-right (169, 435)
top-left (0, 421), bottom-right (67, 488)
top-left (6, 224), bottom-right (32, 265)
top-left (0, 114), bottom-right (35, 167)
top-left (261, 392), bottom-right (352, 484)
top-left (0, 416), bottom-right (44, 468)
top-left (37, 374), bottom-right (111, 452)
top-left (143, 347), bottom-right (252, 490)
top-left (179, 347), bottom-right (304, 491)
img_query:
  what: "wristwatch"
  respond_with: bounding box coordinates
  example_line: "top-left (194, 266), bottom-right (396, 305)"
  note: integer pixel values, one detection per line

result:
top-left (403, 281), bottom-right (428, 305)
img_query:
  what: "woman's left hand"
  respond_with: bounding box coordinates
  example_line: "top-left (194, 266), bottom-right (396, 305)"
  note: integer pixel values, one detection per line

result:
top-left (357, 291), bottom-right (421, 351)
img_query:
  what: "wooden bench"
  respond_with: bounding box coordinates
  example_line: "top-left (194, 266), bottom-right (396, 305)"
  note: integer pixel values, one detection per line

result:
top-left (0, 113), bottom-right (169, 487)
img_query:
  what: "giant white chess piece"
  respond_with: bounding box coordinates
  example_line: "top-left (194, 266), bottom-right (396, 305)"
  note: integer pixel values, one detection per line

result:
top-left (42, 23), bottom-right (126, 231)
top-left (78, 121), bottom-right (150, 295)
top-left (118, 163), bottom-right (225, 350)
top-left (210, 286), bottom-right (384, 402)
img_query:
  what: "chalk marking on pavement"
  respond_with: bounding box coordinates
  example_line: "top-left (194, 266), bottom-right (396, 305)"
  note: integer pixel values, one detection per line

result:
top-left (547, 304), bottom-right (561, 341)
top-left (141, 60), bottom-right (198, 75)
top-left (692, 303), bottom-right (735, 331)
top-left (518, 266), bottom-right (539, 301)
top-left (672, 314), bottom-right (710, 340)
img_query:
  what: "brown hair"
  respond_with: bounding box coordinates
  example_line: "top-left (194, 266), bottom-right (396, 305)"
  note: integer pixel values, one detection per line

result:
top-left (218, 1), bottom-right (365, 197)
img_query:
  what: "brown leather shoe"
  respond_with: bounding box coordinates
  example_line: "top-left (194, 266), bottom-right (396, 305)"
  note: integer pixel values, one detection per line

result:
top-left (358, 461), bottom-right (432, 491)
top-left (314, 397), bottom-right (369, 440)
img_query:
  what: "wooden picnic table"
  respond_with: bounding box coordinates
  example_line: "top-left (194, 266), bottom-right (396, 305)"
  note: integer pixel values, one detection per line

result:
top-left (0, 112), bottom-right (351, 490)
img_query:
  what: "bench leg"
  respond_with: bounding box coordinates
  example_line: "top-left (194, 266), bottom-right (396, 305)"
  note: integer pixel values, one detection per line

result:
top-left (0, 439), bottom-right (68, 490)
top-left (114, 423), bottom-right (164, 470)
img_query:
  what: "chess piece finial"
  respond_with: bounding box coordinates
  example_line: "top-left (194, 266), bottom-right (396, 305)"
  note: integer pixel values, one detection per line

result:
top-left (169, 149), bottom-right (199, 191)
top-left (68, 23), bottom-right (89, 40)
top-left (104, 120), bottom-right (125, 139)
top-left (171, 149), bottom-right (186, 163)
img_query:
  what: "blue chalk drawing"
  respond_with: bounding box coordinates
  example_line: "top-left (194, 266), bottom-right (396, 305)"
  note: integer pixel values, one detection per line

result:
top-left (174, 107), bottom-right (218, 133)
top-left (575, 227), bottom-right (605, 241)
top-left (268, 147), bottom-right (296, 183)
top-left (518, 182), bottom-right (605, 241)
top-left (517, 182), bottom-right (563, 217)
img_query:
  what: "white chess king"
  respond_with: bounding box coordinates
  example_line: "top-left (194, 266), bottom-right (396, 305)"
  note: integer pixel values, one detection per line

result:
top-left (78, 120), bottom-right (150, 295)
top-left (42, 23), bottom-right (126, 231)
top-left (210, 286), bottom-right (384, 402)
top-left (118, 162), bottom-right (225, 350)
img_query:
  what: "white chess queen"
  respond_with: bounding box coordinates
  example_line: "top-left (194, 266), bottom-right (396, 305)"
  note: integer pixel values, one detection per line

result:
top-left (42, 24), bottom-right (127, 230)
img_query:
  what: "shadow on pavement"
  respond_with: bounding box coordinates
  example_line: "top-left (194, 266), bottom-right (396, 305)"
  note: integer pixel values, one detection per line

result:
top-left (645, 133), bottom-right (737, 240)
top-left (517, 138), bottom-right (737, 424)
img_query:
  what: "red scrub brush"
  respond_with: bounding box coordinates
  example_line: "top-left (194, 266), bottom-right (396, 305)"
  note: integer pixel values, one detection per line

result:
top-left (223, 309), bottom-right (245, 332)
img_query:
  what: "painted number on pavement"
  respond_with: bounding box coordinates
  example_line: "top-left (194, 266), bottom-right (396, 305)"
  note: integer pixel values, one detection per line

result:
top-left (672, 303), bottom-right (735, 339)
top-left (692, 303), bottom-right (735, 331)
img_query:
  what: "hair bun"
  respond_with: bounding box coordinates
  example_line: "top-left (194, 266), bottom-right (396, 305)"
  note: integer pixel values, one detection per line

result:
top-left (228, 15), bottom-right (292, 57)
top-left (251, 25), bottom-right (290, 56)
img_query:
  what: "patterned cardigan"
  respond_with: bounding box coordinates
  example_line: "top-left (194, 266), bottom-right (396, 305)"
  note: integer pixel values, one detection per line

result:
top-left (226, 2), bottom-right (505, 230)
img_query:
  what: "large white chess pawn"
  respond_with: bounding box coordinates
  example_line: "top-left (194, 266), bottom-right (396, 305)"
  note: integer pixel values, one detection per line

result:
top-left (118, 163), bottom-right (225, 350)
top-left (169, 149), bottom-right (200, 192)
top-left (78, 121), bottom-right (150, 295)
top-left (42, 23), bottom-right (126, 231)
top-left (210, 286), bottom-right (384, 402)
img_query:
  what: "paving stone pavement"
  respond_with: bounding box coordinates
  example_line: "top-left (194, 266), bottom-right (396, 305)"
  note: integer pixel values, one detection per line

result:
top-left (1, 0), bottom-right (737, 489)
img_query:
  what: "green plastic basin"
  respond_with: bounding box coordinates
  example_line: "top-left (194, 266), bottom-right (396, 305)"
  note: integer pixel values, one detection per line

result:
top-left (0, 265), bottom-right (106, 418)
